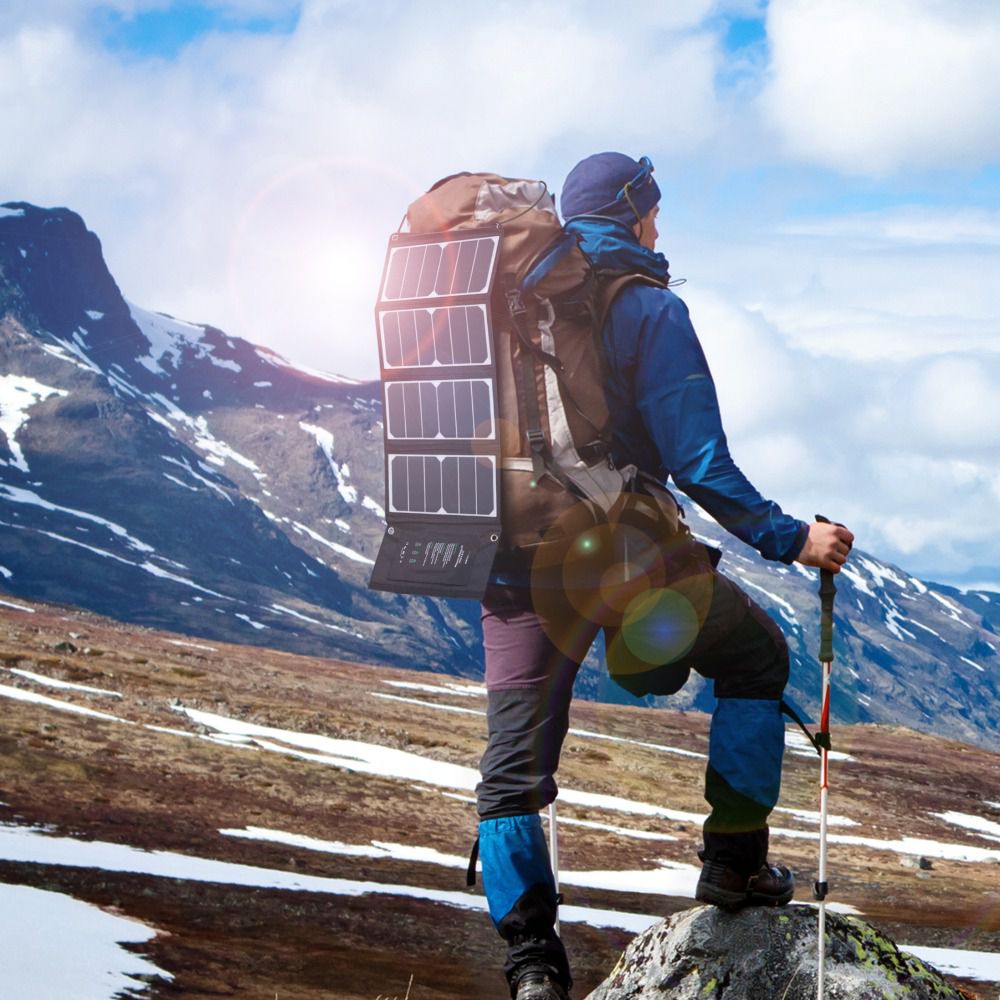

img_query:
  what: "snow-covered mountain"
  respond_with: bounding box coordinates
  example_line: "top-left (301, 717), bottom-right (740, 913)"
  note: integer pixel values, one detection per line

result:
top-left (1, 201), bottom-right (997, 747)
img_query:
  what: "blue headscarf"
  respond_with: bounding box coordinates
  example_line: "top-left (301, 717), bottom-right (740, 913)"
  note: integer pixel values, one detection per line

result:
top-left (560, 152), bottom-right (661, 227)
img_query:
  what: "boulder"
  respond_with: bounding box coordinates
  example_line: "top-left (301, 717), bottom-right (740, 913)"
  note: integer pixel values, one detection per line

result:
top-left (584, 905), bottom-right (970, 1000)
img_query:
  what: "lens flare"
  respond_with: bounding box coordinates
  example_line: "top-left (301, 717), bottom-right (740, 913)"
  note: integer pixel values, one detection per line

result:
top-left (620, 587), bottom-right (700, 665)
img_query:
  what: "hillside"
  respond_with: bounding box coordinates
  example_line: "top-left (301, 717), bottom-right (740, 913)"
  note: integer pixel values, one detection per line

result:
top-left (1, 599), bottom-right (999, 999)
top-left (1, 200), bottom-right (998, 751)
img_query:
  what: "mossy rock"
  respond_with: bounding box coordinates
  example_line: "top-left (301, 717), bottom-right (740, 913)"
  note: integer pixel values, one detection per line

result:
top-left (585, 905), bottom-right (968, 1000)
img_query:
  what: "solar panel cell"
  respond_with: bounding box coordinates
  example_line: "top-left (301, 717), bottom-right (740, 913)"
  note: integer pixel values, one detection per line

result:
top-left (390, 455), bottom-right (408, 511)
top-left (441, 456), bottom-right (460, 513)
top-left (437, 381), bottom-right (458, 438)
top-left (416, 243), bottom-right (442, 298)
top-left (382, 311), bottom-right (402, 367)
top-left (420, 382), bottom-right (439, 438)
top-left (454, 379), bottom-right (474, 438)
top-left (424, 456), bottom-right (443, 512)
top-left (452, 240), bottom-right (477, 295)
top-left (450, 306), bottom-right (472, 365)
top-left (457, 455), bottom-right (475, 515)
top-left (436, 241), bottom-right (460, 297)
top-left (476, 456), bottom-right (494, 514)
top-left (432, 307), bottom-right (454, 365)
top-left (470, 238), bottom-right (495, 294)
top-left (407, 454), bottom-right (425, 511)
top-left (471, 380), bottom-right (492, 437)
top-left (468, 306), bottom-right (489, 363)
top-left (384, 247), bottom-right (407, 301)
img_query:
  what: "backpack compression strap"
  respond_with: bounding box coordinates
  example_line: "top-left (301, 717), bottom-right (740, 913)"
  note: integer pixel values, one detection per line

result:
top-left (505, 284), bottom-right (580, 494)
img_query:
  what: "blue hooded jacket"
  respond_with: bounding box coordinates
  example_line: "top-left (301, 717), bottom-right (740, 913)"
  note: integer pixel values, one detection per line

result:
top-left (567, 216), bottom-right (807, 564)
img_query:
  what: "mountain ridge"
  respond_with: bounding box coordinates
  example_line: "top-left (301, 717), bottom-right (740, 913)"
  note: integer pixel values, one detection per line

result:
top-left (1, 200), bottom-right (997, 747)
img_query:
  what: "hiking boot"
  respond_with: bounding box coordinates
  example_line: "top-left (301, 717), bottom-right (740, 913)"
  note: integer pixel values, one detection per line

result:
top-left (513, 966), bottom-right (570, 1000)
top-left (695, 857), bottom-right (795, 911)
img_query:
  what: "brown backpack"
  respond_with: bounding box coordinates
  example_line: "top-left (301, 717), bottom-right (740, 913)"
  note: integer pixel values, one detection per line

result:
top-left (370, 172), bottom-right (682, 601)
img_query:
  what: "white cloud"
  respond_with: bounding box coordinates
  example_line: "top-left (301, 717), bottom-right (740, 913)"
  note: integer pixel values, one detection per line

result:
top-left (780, 207), bottom-right (1000, 248)
top-left (0, 1), bottom-right (728, 378)
top-left (2, 0), bottom-right (999, 587)
top-left (761, 0), bottom-right (1000, 174)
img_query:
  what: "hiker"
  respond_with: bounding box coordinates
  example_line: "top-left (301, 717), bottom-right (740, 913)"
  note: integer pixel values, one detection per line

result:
top-left (474, 153), bottom-right (855, 1000)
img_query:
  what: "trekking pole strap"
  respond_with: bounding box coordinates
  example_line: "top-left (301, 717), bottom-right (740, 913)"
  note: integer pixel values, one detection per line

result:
top-left (814, 880), bottom-right (829, 901)
top-left (780, 699), bottom-right (828, 756)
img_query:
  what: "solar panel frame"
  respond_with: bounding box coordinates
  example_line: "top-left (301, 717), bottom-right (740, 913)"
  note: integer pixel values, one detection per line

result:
top-left (386, 453), bottom-right (498, 519)
top-left (371, 224), bottom-right (504, 596)
top-left (378, 303), bottom-right (493, 372)
top-left (384, 378), bottom-right (497, 442)
top-left (379, 231), bottom-right (500, 305)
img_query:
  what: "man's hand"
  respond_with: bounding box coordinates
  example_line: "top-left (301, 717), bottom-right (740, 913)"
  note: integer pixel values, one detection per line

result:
top-left (795, 521), bottom-right (854, 574)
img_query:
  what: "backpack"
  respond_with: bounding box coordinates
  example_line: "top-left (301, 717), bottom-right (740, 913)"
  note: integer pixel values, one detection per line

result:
top-left (368, 172), bottom-right (683, 604)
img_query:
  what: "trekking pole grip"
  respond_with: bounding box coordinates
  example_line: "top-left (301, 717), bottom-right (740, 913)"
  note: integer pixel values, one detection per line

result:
top-left (816, 515), bottom-right (837, 663)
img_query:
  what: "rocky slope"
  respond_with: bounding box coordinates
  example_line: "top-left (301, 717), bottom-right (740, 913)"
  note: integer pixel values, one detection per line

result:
top-left (0, 201), bottom-right (998, 748)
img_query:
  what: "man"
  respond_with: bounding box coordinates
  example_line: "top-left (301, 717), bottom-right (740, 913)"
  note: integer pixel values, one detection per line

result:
top-left (474, 152), bottom-right (854, 1000)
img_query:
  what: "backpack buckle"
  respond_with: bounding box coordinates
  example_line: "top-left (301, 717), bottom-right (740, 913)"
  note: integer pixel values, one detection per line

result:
top-left (505, 288), bottom-right (526, 316)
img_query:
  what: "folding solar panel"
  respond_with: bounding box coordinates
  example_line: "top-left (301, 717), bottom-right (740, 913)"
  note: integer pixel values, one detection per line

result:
top-left (369, 227), bottom-right (503, 598)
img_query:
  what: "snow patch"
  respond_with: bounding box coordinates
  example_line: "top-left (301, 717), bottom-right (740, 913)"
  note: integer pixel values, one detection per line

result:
top-left (299, 421), bottom-right (358, 503)
top-left (129, 302), bottom-right (207, 372)
top-left (151, 396), bottom-right (262, 476)
top-left (785, 729), bottom-right (854, 762)
top-left (0, 881), bottom-right (171, 999)
top-left (0, 598), bottom-right (34, 613)
top-left (839, 564), bottom-right (875, 598)
top-left (383, 680), bottom-right (486, 698)
top-left (0, 684), bottom-right (130, 723)
top-left (736, 577), bottom-right (799, 624)
top-left (270, 603), bottom-right (350, 632)
top-left (362, 495), bottom-right (386, 520)
top-left (370, 692), bottom-right (485, 717)
top-left (287, 518), bottom-right (374, 566)
top-left (932, 810), bottom-right (1000, 843)
top-left (0, 484), bottom-right (154, 553)
top-left (770, 825), bottom-right (1000, 863)
top-left (568, 726), bottom-right (707, 760)
top-left (235, 613), bottom-right (269, 630)
top-left (7, 668), bottom-right (122, 699)
top-left (255, 349), bottom-right (361, 384)
top-left (0, 206), bottom-right (25, 218)
top-left (0, 375), bottom-right (68, 472)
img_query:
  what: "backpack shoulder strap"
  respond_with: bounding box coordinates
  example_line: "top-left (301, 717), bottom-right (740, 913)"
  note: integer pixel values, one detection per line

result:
top-left (596, 272), bottom-right (669, 331)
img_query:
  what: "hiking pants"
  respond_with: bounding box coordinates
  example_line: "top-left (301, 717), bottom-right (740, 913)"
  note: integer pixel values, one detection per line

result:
top-left (474, 565), bottom-right (789, 991)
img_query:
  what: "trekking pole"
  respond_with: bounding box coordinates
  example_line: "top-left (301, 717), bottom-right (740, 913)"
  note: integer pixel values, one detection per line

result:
top-left (549, 800), bottom-right (561, 935)
top-left (814, 516), bottom-right (837, 999)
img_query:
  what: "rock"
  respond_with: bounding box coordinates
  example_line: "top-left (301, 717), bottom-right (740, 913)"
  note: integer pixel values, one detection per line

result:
top-left (584, 905), bottom-right (967, 1000)
top-left (918, 857), bottom-right (934, 871)
top-left (52, 640), bottom-right (78, 653)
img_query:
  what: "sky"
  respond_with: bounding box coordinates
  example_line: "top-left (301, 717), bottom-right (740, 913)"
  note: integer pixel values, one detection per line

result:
top-left (2, 0), bottom-right (999, 591)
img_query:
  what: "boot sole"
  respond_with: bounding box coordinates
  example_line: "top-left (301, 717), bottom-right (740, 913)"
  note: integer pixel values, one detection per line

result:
top-left (748, 887), bottom-right (794, 907)
top-left (696, 883), bottom-right (794, 911)
top-left (695, 882), bottom-right (750, 912)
